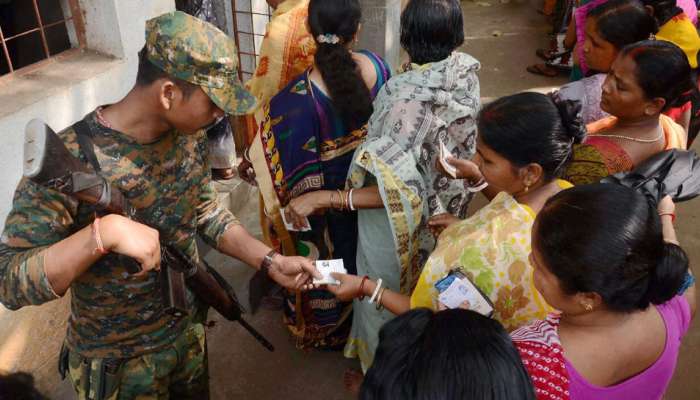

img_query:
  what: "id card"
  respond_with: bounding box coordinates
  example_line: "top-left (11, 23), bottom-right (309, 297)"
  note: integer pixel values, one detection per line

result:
top-left (313, 259), bottom-right (347, 286)
top-left (280, 208), bottom-right (311, 232)
top-left (434, 268), bottom-right (494, 317)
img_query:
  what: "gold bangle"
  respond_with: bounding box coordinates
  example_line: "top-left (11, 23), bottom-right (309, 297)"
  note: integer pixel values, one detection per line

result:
top-left (375, 287), bottom-right (386, 311)
top-left (336, 189), bottom-right (345, 210)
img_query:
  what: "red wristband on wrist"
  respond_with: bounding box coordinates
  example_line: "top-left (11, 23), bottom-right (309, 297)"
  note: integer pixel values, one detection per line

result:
top-left (358, 275), bottom-right (370, 300)
top-left (92, 217), bottom-right (108, 255)
top-left (659, 212), bottom-right (676, 223)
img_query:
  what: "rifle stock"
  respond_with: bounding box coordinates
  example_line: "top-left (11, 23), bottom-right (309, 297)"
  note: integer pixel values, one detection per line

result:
top-left (23, 119), bottom-right (274, 351)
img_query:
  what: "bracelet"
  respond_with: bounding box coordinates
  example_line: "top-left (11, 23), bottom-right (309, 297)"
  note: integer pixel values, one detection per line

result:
top-left (658, 212), bottom-right (676, 223)
top-left (369, 278), bottom-right (383, 304)
top-left (348, 189), bottom-right (356, 211)
top-left (243, 147), bottom-right (252, 163)
top-left (92, 217), bottom-right (108, 255)
top-left (466, 179), bottom-right (489, 193)
top-left (375, 287), bottom-right (387, 311)
top-left (358, 275), bottom-right (370, 300)
top-left (337, 189), bottom-right (346, 211)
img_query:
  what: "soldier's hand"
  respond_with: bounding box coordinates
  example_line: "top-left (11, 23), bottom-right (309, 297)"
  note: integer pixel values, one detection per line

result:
top-left (269, 255), bottom-right (322, 290)
top-left (100, 214), bottom-right (161, 274)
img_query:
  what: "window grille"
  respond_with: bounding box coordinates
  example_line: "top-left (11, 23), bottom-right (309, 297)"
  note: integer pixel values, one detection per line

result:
top-left (0, 0), bottom-right (86, 77)
top-left (231, 0), bottom-right (272, 81)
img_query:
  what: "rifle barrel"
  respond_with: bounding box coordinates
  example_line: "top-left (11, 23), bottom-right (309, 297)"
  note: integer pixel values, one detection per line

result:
top-left (237, 318), bottom-right (275, 352)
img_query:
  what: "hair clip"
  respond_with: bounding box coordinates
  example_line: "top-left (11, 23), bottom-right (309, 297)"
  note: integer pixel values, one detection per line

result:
top-left (317, 33), bottom-right (341, 44)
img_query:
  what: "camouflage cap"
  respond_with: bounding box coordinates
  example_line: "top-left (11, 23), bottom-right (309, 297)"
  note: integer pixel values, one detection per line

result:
top-left (145, 11), bottom-right (256, 115)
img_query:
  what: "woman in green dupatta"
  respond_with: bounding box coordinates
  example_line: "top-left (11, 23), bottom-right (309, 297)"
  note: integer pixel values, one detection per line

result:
top-left (286, 0), bottom-right (481, 373)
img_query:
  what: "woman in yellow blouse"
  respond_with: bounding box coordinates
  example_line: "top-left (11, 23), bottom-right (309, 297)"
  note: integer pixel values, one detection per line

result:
top-left (327, 92), bottom-right (585, 332)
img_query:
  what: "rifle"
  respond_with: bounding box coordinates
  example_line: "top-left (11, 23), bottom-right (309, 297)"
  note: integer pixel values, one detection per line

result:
top-left (23, 118), bottom-right (274, 351)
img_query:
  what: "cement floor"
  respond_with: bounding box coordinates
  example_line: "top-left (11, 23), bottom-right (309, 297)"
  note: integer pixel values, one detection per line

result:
top-left (48, 1), bottom-right (699, 399)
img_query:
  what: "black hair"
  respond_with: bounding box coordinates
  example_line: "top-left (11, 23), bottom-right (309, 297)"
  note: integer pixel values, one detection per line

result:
top-left (400, 0), bottom-right (465, 65)
top-left (640, 0), bottom-right (684, 26)
top-left (0, 372), bottom-right (48, 400)
top-left (588, 0), bottom-right (658, 50)
top-left (620, 40), bottom-right (695, 111)
top-left (360, 308), bottom-right (536, 400)
top-left (307, 0), bottom-right (373, 129)
top-left (478, 92), bottom-right (586, 181)
top-left (536, 184), bottom-right (689, 312)
top-left (135, 46), bottom-right (199, 97)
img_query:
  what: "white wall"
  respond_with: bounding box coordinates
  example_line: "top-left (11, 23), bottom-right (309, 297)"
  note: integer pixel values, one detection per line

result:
top-left (0, 0), bottom-right (174, 395)
top-left (0, 0), bottom-right (175, 232)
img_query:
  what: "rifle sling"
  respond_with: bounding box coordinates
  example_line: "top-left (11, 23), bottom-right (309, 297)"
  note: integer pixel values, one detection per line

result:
top-left (73, 119), bottom-right (112, 208)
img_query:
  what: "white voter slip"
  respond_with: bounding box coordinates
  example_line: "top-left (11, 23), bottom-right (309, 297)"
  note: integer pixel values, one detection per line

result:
top-left (313, 259), bottom-right (347, 286)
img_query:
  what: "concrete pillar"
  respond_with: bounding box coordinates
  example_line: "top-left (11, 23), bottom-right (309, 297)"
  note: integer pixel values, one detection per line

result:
top-left (358, 0), bottom-right (402, 71)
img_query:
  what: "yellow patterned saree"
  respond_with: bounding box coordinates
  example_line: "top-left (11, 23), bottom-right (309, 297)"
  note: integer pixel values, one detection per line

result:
top-left (410, 188), bottom-right (567, 332)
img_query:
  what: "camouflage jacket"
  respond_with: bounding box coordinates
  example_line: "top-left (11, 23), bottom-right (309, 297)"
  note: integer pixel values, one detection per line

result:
top-left (0, 111), bottom-right (239, 358)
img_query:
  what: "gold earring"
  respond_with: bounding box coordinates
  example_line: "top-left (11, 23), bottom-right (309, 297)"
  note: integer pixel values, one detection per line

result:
top-left (582, 303), bottom-right (593, 311)
top-left (524, 184), bottom-right (530, 193)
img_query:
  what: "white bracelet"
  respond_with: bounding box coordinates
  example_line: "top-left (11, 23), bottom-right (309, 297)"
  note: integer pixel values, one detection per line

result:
top-left (368, 278), bottom-right (383, 304)
top-left (349, 189), bottom-right (356, 211)
top-left (466, 179), bottom-right (489, 193)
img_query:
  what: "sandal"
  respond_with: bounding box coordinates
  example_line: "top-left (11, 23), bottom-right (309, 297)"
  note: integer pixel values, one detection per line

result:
top-left (526, 63), bottom-right (560, 77)
top-left (545, 51), bottom-right (573, 72)
top-left (536, 48), bottom-right (571, 61)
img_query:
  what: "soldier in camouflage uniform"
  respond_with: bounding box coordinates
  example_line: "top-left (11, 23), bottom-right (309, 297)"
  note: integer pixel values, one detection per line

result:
top-left (0, 11), bottom-right (319, 400)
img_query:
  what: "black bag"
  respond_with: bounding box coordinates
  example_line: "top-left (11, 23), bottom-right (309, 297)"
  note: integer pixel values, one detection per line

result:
top-left (601, 149), bottom-right (700, 205)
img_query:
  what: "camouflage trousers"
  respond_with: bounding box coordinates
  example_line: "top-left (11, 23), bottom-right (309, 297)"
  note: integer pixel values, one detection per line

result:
top-left (67, 322), bottom-right (209, 400)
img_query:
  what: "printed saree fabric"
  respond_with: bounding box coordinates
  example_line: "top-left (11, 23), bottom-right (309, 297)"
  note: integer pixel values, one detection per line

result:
top-left (347, 52), bottom-right (482, 294)
top-left (260, 50), bottom-right (390, 206)
top-left (411, 190), bottom-right (558, 331)
top-left (244, 0), bottom-right (316, 144)
top-left (556, 74), bottom-right (608, 124)
top-left (563, 114), bottom-right (688, 185)
top-left (511, 314), bottom-right (571, 400)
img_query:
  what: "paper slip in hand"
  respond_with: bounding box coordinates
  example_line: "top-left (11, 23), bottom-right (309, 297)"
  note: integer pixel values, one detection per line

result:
top-left (280, 208), bottom-right (311, 232)
top-left (439, 139), bottom-right (458, 178)
top-left (438, 277), bottom-right (494, 316)
top-left (313, 259), bottom-right (347, 286)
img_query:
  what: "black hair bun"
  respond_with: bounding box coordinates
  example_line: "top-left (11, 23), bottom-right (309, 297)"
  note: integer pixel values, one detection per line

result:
top-left (550, 95), bottom-right (587, 144)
